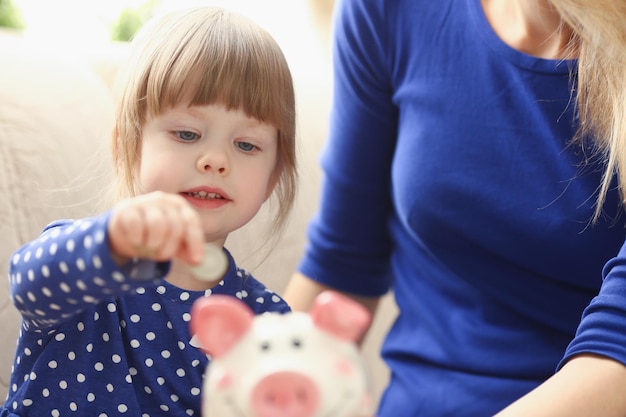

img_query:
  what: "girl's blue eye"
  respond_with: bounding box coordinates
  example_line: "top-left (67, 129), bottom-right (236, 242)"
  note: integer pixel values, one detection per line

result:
top-left (176, 131), bottom-right (198, 141)
top-left (237, 142), bottom-right (257, 152)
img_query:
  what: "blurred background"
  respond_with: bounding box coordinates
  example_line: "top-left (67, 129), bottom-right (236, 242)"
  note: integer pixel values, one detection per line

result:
top-left (2, 0), bottom-right (333, 75)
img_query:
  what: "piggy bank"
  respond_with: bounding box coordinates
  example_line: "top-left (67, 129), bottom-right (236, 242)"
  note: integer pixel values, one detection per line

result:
top-left (190, 291), bottom-right (375, 417)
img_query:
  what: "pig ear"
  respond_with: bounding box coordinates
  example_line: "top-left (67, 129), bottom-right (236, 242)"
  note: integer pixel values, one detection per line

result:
top-left (310, 291), bottom-right (372, 342)
top-left (190, 295), bottom-right (254, 357)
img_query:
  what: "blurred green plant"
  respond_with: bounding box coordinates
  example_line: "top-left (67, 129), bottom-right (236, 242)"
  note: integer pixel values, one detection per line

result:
top-left (110, 0), bottom-right (159, 42)
top-left (0, 0), bottom-right (25, 30)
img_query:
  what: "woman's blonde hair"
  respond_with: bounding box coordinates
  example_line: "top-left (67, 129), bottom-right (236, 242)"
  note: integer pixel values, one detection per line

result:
top-left (111, 6), bottom-right (297, 231)
top-left (550, 0), bottom-right (626, 221)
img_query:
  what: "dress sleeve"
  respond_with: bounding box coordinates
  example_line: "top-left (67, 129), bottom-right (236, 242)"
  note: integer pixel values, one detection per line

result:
top-left (8, 212), bottom-right (169, 331)
top-left (559, 238), bottom-right (626, 369)
top-left (297, 0), bottom-right (397, 296)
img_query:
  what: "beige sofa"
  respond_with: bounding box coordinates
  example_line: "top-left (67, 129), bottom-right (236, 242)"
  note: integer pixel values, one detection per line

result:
top-left (0, 14), bottom-right (397, 408)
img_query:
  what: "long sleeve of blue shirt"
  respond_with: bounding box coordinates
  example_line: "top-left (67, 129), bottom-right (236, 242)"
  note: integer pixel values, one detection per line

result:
top-left (560, 241), bottom-right (626, 368)
top-left (9, 213), bottom-right (169, 331)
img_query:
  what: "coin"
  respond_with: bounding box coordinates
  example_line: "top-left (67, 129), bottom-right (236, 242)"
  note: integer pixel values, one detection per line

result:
top-left (190, 243), bottom-right (228, 282)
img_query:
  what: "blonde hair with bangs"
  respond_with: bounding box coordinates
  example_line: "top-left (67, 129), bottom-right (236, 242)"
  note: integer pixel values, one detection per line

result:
top-left (549, 0), bottom-right (626, 221)
top-left (111, 6), bottom-right (296, 231)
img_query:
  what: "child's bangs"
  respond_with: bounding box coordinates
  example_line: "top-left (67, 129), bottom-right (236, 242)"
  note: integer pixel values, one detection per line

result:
top-left (144, 11), bottom-right (294, 132)
top-left (190, 50), bottom-right (291, 129)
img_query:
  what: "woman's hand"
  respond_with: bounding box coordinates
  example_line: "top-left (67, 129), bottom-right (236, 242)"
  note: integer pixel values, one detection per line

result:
top-left (108, 191), bottom-right (204, 266)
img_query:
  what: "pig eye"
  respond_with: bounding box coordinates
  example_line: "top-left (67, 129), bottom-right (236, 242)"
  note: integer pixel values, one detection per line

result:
top-left (291, 338), bottom-right (303, 348)
top-left (260, 341), bottom-right (271, 351)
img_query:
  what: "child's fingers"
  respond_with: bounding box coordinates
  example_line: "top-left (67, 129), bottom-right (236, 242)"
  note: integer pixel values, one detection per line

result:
top-left (141, 204), bottom-right (174, 258)
top-left (150, 205), bottom-right (185, 260)
top-left (109, 201), bottom-right (144, 258)
top-left (158, 194), bottom-right (204, 263)
top-left (177, 203), bottom-right (204, 264)
top-left (109, 192), bottom-right (205, 263)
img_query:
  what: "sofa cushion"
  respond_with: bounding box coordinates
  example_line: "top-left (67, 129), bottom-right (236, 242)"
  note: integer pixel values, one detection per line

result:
top-left (0, 30), bottom-right (115, 399)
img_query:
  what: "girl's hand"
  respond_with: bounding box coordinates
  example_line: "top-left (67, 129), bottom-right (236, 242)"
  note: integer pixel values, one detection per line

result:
top-left (108, 191), bottom-right (204, 266)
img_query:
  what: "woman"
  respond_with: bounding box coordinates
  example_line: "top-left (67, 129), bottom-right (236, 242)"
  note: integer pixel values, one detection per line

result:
top-left (284, 0), bottom-right (626, 415)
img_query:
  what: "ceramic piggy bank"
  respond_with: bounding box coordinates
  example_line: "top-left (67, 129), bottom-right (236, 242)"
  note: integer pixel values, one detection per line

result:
top-left (190, 291), bottom-right (375, 417)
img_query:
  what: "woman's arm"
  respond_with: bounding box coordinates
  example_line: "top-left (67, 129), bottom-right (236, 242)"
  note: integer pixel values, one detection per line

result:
top-left (494, 354), bottom-right (626, 417)
top-left (283, 272), bottom-right (381, 345)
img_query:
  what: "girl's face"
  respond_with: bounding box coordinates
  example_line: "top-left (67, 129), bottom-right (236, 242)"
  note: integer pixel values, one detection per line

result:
top-left (138, 103), bottom-right (278, 245)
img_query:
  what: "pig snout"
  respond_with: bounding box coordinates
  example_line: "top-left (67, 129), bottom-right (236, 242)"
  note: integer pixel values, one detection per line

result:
top-left (251, 371), bottom-right (320, 417)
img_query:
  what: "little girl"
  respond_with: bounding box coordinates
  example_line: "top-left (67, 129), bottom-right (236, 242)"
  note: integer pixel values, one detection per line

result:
top-left (2, 6), bottom-right (296, 417)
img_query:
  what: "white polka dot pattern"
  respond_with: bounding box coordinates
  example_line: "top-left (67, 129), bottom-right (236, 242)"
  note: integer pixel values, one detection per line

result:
top-left (2, 213), bottom-right (290, 416)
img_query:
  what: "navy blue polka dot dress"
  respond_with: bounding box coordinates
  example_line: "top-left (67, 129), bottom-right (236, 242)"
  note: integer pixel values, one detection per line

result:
top-left (1, 212), bottom-right (290, 417)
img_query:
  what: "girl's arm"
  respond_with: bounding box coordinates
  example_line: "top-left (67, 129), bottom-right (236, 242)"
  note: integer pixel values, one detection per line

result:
top-left (494, 354), bottom-right (626, 417)
top-left (9, 191), bottom-right (203, 330)
top-left (8, 214), bottom-right (168, 330)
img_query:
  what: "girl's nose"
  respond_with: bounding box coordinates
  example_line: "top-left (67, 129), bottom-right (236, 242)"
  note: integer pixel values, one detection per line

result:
top-left (197, 151), bottom-right (229, 175)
